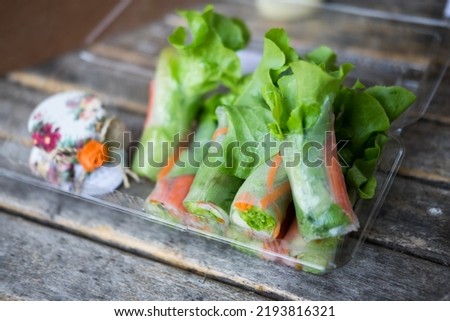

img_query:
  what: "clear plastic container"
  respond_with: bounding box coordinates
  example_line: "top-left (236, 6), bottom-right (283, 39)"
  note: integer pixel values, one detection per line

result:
top-left (1, 0), bottom-right (449, 274)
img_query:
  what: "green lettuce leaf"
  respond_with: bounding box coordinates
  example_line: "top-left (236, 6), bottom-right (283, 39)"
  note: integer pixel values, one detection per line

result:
top-left (345, 133), bottom-right (389, 199)
top-left (169, 5), bottom-right (249, 92)
top-left (221, 105), bottom-right (279, 178)
top-left (217, 28), bottom-right (297, 179)
top-left (335, 84), bottom-right (416, 199)
top-left (337, 90), bottom-right (390, 153)
top-left (305, 45), bottom-right (338, 72)
top-left (365, 86), bottom-right (416, 122)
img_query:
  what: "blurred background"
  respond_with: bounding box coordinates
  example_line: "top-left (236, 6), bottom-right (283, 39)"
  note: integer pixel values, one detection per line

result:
top-left (0, 0), bottom-right (448, 74)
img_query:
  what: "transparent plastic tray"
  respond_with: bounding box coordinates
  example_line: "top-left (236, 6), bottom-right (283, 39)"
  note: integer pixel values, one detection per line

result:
top-left (1, 0), bottom-right (449, 274)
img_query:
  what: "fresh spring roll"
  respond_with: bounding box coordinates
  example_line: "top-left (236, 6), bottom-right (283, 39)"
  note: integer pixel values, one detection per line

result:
top-left (132, 6), bottom-right (249, 180)
top-left (145, 114), bottom-right (217, 224)
top-left (263, 218), bottom-right (340, 274)
top-left (284, 97), bottom-right (358, 241)
top-left (183, 108), bottom-right (244, 225)
top-left (268, 59), bottom-right (358, 241)
top-left (230, 153), bottom-right (292, 239)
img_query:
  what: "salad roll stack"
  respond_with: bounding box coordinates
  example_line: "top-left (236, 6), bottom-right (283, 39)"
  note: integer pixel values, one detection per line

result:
top-left (135, 6), bottom-right (417, 272)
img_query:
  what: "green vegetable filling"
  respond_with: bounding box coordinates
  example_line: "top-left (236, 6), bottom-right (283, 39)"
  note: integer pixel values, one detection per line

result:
top-left (300, 203), bottom-right (352, 239)
top-left (184, 202), bottom-right (227, 224)
top-left (238, 206), bottom-right (276, 233)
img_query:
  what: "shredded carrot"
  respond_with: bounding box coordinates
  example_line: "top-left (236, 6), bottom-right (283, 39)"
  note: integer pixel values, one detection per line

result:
top-left (170, 174), bottom-right (196, 201)
top-left (144, 80), bottom-right (155, 127)
top-left (266, 153), bottom-right (282, 191)
top-left (234, 202), bottom-right (253, 212)
top-left (148, 174), bottom-right (195, 217)
top-left (260, 181), bottom-right (291, 209)
top-left (234, 192), bottom-right (255, 212)
top-left (234, 192), bottom-right (256, 212)
top-left (325, 130), bottom-right (355, 217)
top-left (156, 146), bottom-right (187, 180)
top-left (211, 127), bottom-right (228, 141)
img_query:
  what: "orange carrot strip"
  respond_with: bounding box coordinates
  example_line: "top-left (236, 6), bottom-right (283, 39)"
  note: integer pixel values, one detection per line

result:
top-left (266, 153), bottom-right (283, 191)
top-left (263, 217), bottom-right (300, 256)
top-left (260, 181), bottom-right (291, 209)
top-left (148, 174), bottom-right (195, 217)
top-left (165, 174), bottom-right (196, 211)
top-left (234, 202), bottom-right (252, 212)
top-left (157, 146), bottom-right (187, 180)
top-left (211, 127), bottom-right (228, 141)
top-left (234, 192), bottom-right (256, 211)
top-left (325, 130), bottom-right (355, 218)
top-left (144, 80), bottom-right (155, 127)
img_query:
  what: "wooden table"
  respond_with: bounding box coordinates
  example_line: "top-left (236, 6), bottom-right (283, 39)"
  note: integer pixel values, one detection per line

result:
top-left (1, 2), bottom-right (449, 301)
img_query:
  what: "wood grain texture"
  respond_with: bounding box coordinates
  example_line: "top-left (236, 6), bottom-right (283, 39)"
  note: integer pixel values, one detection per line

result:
top-left (368, 176), bottom-right (450, 265)
top-left (0, 212), bottom-right (268, 301)
top-left (8, 71), bottom-right (148, 115)
top-left (1, 175), bottom-right (449, 300)
top-left (423, 71), bottom-right (450, 126)
top-left (400, 120), bottom-right (450, 185)
top-left (11, 0), bottom-right (446, 110)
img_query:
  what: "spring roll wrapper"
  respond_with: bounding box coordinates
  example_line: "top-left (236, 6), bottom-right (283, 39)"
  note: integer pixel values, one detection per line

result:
top-left (145, 115), bottom-right (217, 229)
top-left (183, 107), bottom-right (244, 227)
top-left (231, 154), bottom-right (292, 240)
top-left (284, 103), bottom-right (358, 241)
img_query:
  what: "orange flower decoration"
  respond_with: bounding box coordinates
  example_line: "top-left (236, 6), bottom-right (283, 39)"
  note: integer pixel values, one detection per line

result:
top-left (77, 140), bottom-right (107, 173)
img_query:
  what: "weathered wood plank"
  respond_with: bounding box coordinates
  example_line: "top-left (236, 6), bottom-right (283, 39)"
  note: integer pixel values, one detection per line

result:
top-left (368, 176), bottom-right (450, 265)
top-left (1, 174), bottom-right (449, 300)
top-left (7, 71), bottom-right (148, 115)
top-left (0, 211), bottom-right (268, 301)
top-left (400, 119), bottom-right (450, 184)
top-left (423, 71), bottom-right (450, 125)
top-left (0, 294), bottom-right (23, 301)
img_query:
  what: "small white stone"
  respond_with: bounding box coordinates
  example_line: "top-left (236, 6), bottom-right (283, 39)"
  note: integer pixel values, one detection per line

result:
top-left (427, 207), bottom-right (443, 216)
